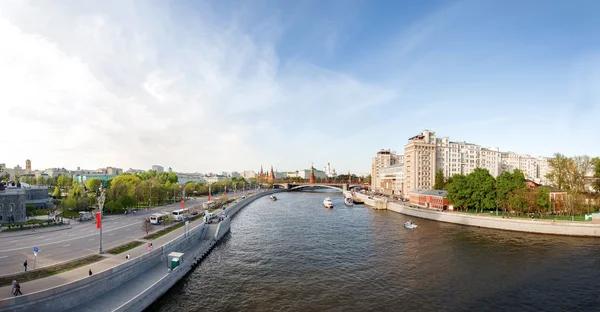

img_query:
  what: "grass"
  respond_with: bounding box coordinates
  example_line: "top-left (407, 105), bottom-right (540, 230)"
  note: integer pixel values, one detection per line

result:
top-left (455, 209), bottom-right (587, 221)
top-left (142, 214), bottom-right (204, 240)
top-left (143, 222), bottom-right (186, 240)
top-left (0, 254), bottom-right (104, 287)
top-left (106, 241), bottom-right (144, 255)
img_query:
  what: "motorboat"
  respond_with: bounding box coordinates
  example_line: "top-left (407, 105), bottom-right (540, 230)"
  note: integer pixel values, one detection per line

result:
top-left (344, 197), bottom-right (353, 206)
top-left (404, 221), bottom-right (418, 229)
top-left (270, 195), bottom-right (277, 201)
top-left (323, 197), bottom-right (334, 208)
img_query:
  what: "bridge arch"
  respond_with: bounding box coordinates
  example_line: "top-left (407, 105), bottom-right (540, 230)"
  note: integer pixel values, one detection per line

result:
top-left (290, 184), bottom-right (344, 191)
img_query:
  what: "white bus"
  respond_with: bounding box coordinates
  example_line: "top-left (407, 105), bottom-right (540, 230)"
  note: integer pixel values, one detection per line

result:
top-left (171, 208), bottom-right (189, 221)
top-left (203, 201), bottom-right (216, 209)
top-left (150, 212), bottom-right (169, 225)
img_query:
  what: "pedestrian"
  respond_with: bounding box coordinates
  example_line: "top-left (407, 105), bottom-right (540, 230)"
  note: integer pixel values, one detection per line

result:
top-left (13, 282), bottom-right (22, 296)
top-left (23, 260), bottom-right (27, 272)
top-left (147, 243), bottom-right (151, 251)
top-left (11, 280), bottom-right (16, 295)
top-left (125, 254), bottom-right (130, 260)
top-left (150, 243), bottom-right (153, 250)
top-left (89, 269), bottom-right (92, 276)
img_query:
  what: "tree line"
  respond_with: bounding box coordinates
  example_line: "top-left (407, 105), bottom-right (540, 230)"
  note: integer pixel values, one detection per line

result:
top-left (436, 154), bottom-right (600, 218)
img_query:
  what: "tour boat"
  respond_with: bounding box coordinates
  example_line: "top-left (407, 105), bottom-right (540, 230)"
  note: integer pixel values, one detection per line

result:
top-left (404, 221), bottom-right (418, 229)
top-left (270, 195), bottom-right (277, 201)
top-left (344, 197), bottom-right (353, 206)
top-left (323, 197), bottom-right (334, 208)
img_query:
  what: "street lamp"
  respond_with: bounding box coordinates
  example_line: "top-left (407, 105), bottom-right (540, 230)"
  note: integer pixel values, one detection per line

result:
top-left (97, 186), bottom-right (105, 254)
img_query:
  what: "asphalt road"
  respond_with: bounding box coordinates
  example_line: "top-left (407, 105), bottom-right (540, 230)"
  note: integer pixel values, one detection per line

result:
top-left (0, 190), bottom-right (254, 275)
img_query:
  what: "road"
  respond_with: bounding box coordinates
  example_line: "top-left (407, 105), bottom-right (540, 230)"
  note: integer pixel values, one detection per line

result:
top-left (0, 190), bottom-right (254, 275)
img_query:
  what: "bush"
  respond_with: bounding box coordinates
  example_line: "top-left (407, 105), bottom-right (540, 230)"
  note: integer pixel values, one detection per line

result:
top-left (104, 201), bottom-right (123, 213)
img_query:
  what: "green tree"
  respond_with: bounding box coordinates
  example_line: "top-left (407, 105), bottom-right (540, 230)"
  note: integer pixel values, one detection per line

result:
top-left (508, 189), bottom-right (528, 216)
top-left (63, 197), bottom-right (77, 210)
top-left (446, 174), bottom-right (469, 211)
top-left (52, 186), bottom-right (62, 199)
top-left (496, 169), bottom-right (526, 213)
top-left (593, 157), bottom-right (600, 193)
top-left (433, 169), bottom-right (445, 190)
top-left (546, 153), bottom-right (570, 190)
top-left (467, 168), bottom-right (496, 213)
top-left (536, 187), bottom-right (551, 215)
top-left (86, 178), bottom-right (102, 194)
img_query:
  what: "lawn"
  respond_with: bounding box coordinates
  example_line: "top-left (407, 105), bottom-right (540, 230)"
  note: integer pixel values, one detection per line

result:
top-left (106, 241), bottom-right (144, 254)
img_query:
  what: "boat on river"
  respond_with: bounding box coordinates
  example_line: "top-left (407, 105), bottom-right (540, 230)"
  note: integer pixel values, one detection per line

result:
top-left (344, 197), bottom-right (353, 206)
top-left (404, 221), bottom-right (418, 229)
top-left (323, 197), bottom-right (334, 208)
top-left (270, 195), bottom-right (277, 201)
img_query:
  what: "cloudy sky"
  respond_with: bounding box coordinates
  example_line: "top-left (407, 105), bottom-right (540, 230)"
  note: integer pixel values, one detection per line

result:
top-left (1, 0), bottom-right (599, 174)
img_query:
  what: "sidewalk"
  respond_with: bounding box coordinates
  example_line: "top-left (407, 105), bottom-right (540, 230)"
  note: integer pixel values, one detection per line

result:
top-left (0, 215), bottom-right (208, 300)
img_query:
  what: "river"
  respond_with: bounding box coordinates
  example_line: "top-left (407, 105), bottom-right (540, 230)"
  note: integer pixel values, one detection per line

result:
top-left (148, 191), bottom-right (600, 311)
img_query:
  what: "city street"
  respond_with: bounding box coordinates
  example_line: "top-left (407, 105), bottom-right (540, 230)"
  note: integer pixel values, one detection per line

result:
top-left (0, 190), bottom-right (253, 275)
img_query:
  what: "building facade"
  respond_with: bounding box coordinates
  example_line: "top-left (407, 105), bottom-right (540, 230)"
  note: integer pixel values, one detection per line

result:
top-left (403, 131), bottom-right (437, 194)
top-left (378, 163), bottom-right (404, 196)
top-left (402, 130), bottom-right (550, 193)
top-left (72, 173), bottom-right (117, 184)
top-left (371, 149), bottom-right (402, 191)
top-left (0, 182), bottom-right (50, 223)
top-left (408, 189), bottom-right (450, 210)
top-left (152, 165), bottom-right (164, 173)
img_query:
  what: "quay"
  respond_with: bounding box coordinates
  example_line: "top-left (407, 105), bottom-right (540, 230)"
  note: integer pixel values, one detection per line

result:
top-left (348, 192), bottom-right (600, 237)
top-left (0, 190), bottom-right (282, 312)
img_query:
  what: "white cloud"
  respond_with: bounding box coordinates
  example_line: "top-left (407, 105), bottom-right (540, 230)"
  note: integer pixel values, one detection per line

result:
top-left (0, 2), bottom-right (393, 173)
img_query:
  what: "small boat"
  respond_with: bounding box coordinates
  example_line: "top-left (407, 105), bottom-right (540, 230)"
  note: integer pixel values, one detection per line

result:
top-left (323, 197), bottom-right (334, 208)
top-left (404, 221), bottom-right (418, 229)
top-left (344, 197), bottom-right (353, 206)
top-left (270, 195), bottom-right (277, 201)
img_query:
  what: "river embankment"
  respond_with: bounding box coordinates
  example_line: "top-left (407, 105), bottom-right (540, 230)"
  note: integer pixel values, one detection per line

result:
top-left (349, 192), bottom-right (600, 237)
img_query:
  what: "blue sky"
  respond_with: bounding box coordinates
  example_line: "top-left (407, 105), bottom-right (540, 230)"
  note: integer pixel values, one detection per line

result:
top-left (1, 0), bottom-right (599, 174)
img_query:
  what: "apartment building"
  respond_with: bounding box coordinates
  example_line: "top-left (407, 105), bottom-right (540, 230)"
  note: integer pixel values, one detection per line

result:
top-left (378, 163), bottom-right (404, 196)
top-left (400, 130), bottom-right (550, 193)
top-left (371, 149), bottom-right (402, 191)
top-left (403, 130), bottom-right (436, 194)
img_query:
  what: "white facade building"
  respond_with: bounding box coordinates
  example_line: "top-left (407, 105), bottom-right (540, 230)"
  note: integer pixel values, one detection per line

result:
top-left (152, 165), bottom-right (164, 173)
top-left (401, 130), bottom-right (551, 192)
top-left (378, 163), bottom-right (404, 196)
top-left (371, 149), bottom-right (402, 191)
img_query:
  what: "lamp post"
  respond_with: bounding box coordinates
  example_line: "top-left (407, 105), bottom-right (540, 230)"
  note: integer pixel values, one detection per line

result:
top-left (98, 186), bottom-right (105, 254)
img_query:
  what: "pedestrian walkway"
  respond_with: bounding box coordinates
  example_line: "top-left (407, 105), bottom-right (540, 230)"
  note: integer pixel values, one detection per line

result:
top-left (70, 233), bottom-right (216, 312)
top-left (0, 216), bottom-right (207, 300)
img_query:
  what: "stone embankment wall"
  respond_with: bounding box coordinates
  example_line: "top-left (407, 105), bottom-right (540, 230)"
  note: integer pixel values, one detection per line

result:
top-left (0, 190), bottom-right (282, 312)
top-left (350, 192), bottom-right (600, 237)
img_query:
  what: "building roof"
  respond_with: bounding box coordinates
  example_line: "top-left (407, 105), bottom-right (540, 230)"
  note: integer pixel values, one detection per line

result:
top-left (542, 186), bottom-right (566, 193)
top-left (409, 189), bottom-right (448, 197)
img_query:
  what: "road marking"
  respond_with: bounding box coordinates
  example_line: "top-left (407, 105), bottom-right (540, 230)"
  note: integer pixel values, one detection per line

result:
top-left (0, 256), bottom-right (7, 259)
top-left (63, 244), bottom-right (71, 247)
top-left (8, 240), bottom-right (19, 243)
top-left (0, 219), bottom-right (165, 253)
top-left (44, 238), bottom-right (52, 241)
top-left (89, 238), bottom-right (95, 241)
top-left (109, 233), bottom-right (114, 236)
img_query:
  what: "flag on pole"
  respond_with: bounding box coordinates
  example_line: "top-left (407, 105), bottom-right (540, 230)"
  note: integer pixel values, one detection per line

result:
top-left (181, 200), bottom-right (185, 209)
top-left (96, 213), bottom-right (101, 229)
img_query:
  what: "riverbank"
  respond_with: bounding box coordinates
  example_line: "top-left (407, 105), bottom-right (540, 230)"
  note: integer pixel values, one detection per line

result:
top-left (349, 192), bottom-right (600, 237)
top-left (0, 190), bottom-right (282, 312)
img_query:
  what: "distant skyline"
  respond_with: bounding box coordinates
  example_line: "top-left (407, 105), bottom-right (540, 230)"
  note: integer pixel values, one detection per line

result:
top-left (1, 0), bottom-right (599, 173)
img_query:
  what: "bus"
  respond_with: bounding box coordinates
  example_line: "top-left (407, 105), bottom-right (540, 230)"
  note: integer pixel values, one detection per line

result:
top-left (171, 208), bottom-right (189, 222)
top-left (203, 201), bottom-right (216, 209)
top-left (150, 212), bottom-right (169, 225)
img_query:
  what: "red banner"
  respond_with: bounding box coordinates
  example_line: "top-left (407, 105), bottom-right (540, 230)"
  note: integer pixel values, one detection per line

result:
top-left (181, 200), bottom-right (184, 209)
top-left (208, 194), bottom-right (211, 201)
top-left (96, 213), bottom-right (101, 229)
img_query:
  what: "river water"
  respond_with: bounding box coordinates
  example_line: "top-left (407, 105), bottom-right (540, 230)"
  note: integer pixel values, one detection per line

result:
top-left (148, 191), bottom-right (600, 312)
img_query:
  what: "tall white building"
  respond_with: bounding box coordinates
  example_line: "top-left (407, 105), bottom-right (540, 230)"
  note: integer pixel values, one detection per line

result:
top-left (400, 130), bottom-right (551, 193)
top-left (378, 163), bottom-right (404, 196)
top-left (242, 170), bottom-right (256, 179)
top-left (371, 149), bottom-right (402, 191)
top-left (152, 165), bottom-right (164, 173)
